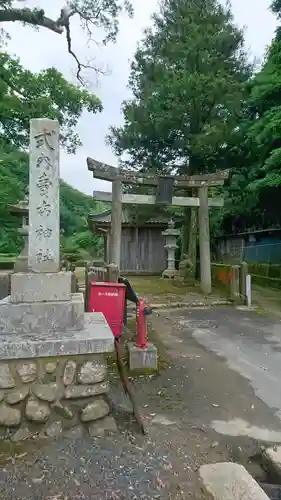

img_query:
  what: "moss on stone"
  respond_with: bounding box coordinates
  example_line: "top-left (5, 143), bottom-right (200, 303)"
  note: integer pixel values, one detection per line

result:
top-left (128, 277), bottom-right (196, 297)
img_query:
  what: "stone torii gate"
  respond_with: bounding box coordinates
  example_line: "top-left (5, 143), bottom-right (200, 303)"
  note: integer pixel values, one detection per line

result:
top-left (87, 158), bottom-right (229, 294)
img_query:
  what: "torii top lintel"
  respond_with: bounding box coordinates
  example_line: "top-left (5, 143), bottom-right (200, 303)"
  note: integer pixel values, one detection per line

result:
top-left (87, 158), bottom-right (229, 188)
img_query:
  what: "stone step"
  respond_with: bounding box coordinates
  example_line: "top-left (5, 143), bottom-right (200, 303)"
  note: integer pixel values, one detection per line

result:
top-left (200, 462), bottom-right (270, 500)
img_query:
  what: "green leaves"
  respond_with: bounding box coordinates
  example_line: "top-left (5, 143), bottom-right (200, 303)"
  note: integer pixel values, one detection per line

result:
top-left (0, 52), bottom-right (102, 153)
top-left (271, 0), bottom-right (281, 17)
top-left (0, 48), bottom-right (104, 256)
top-left (245, 33), bottom-right (281, 193)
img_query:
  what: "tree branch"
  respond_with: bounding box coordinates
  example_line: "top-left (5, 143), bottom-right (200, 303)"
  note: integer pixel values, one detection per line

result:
top-left (0, 7), bottom-right (64, 34)
top-left (0, 1), bottom-right (132, 85)
top-left (0, 5), bottom-right (93, 83)
top-left (64, 17), bottom-right (104, 84)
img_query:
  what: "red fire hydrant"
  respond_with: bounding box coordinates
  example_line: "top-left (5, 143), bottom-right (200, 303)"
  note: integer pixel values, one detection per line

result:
top-left (136, 298), bottom-right (152, 349)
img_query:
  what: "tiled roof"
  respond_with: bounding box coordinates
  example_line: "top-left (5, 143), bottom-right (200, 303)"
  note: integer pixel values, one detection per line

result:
top-left (88, 209), bottom-right (168, 226)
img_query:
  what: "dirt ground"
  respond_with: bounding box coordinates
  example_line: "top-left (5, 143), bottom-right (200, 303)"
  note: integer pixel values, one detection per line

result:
top-left (1, 277), bottom-right (281, 499)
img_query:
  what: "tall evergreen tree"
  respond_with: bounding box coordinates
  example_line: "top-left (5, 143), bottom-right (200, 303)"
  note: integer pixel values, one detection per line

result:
top-left (109, 0), bottom-right (252, 261)
top-left (110, 0), bottom-right (251, 174)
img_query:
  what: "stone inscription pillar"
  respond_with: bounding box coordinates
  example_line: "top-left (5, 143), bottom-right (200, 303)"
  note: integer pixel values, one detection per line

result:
top-left (28, 118), bottom-right (60, 273)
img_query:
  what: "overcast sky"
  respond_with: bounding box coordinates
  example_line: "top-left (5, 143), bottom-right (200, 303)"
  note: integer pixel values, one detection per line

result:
top-left (4, 0), bottom-right (277, 194)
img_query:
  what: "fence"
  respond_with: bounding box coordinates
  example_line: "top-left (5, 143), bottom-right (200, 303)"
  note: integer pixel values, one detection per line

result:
top-left (244, 241), bottom-right (281, 264)
top-left (216, 238), bottom-right (281, 265)
top-left (247, 262), bottom-right (281, 290)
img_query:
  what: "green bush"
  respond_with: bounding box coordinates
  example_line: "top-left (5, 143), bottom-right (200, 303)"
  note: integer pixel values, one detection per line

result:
top-left (251, 274), bottom-right (281, 290)
top-left (62, 251), bottom-right (81, 263)
top-left (248, 263), bottom-right (269, 277)
top-left (248, 263), bottom-right (281, 279)
top-left (268, 265), bottom-right (281, 278)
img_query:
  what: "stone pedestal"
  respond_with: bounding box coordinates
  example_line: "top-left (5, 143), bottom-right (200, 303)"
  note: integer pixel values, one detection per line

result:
top-left (162, 220), bottom-right (180, 279)
top-left (128, 342), bottom-right (158, 371)
top-left (0, 119), bottom-right (115, 441)
top-left (0, 278), bottom-right (115, 440)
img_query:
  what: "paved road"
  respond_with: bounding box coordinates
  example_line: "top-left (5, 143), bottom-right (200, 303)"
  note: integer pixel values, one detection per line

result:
top-left (164, 306), bottom-right (281, 499)
top-left (168, 306), bottom-right (281, 426)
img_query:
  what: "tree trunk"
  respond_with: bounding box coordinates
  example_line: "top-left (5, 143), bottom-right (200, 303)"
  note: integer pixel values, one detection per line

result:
top-left (180, 155), bottom-right (198, 279)
top-left (187, 202), bottom-right (197, 280)
top-left (181, 207), bottom-right (191, 258)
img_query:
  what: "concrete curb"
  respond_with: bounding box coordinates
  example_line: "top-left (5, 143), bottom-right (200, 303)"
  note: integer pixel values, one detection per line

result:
top-left (147, 300), bottom-right (232, 310)
top-left (236, 305), bottom-right (258, 312)
top-left (200, 462), bottom-right (270, 499)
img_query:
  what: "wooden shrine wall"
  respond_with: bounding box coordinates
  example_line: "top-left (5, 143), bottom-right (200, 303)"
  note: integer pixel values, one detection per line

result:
top-left (120, 227), bottom-right (166, 273)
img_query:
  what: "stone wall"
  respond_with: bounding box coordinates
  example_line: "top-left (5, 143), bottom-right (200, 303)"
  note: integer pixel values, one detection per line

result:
top-left (0, 353), bottom-right (112, 442)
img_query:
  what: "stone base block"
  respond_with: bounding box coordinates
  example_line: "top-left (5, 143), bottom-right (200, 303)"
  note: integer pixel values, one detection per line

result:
top-left (162, 269), bottom-right (180, 279)
top-left (128, 342), bottom-right (158, 371)
top-left (0, 293), bottom-right (84, 334)
top-left (11, 272), bottom-right (72, 303)
top-left (200, 463), bottom-right (270, 500)
top-left (0, 312), bottom-right (114, 358)
top-left (0, 313), bottom-right (115, 442)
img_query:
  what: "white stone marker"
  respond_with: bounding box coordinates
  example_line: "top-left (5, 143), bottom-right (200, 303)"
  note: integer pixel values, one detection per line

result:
top-left (246, 274), bottom-right (252, 308)
top-left (28, 119), bottom-right (60, 273)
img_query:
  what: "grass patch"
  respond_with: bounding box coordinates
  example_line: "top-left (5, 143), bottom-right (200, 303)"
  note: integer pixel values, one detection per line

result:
top-left (255, 306), bottom-right (268, 315)
top-left (77, 269), bottom-right (198, 299)
top-left (128, 276), bottom-right (196, 297)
